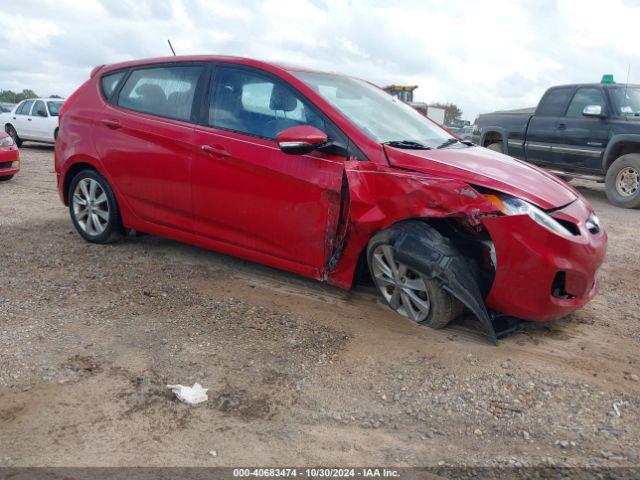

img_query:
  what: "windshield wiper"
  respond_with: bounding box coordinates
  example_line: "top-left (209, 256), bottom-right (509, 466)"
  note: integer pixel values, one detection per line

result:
top-left (382, 140), bottom-right (432, 150)
top-left (437, 138), bottom-right (474, 149)
top-left (437, 138), bottom-right (462, 149)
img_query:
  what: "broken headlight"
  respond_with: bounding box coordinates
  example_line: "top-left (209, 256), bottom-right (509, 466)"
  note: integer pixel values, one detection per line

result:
top-left (484, 194), bottom-right (573, 238)
top-left (0, 136), bottom-right (14, 147)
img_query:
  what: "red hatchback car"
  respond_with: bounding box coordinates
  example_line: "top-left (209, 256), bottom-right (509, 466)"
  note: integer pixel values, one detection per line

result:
top-left (55, 56), bottom-right (607, 341)
top-left (0, 131), bottom-right (20, 181)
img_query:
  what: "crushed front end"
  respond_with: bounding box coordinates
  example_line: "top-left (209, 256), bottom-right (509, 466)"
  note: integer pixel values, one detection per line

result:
top-left (481, 196), bottom-right (607, 321)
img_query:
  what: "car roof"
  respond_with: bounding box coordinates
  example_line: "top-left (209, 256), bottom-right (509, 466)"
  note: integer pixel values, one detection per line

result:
top-left (17, 98), bottom-right (66, 102)
top-left (548, 83), bottom-right (640, 90)
top-left (99, 55), bottom-right (336, 77)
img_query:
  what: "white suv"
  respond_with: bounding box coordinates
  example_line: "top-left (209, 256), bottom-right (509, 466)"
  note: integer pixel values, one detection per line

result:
top-left (2, 98), bottom-right (65, 146)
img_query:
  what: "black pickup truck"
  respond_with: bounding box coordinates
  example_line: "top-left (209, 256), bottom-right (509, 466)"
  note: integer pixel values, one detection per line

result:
top-left (472, 80), bottom-right (640, 208)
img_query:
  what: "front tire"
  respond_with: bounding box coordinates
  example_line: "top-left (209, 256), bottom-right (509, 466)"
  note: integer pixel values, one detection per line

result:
top-left (68, 169), bottom-right (122, 243)
top-left (367, 223), bottom-right (463, 329)
top-left (605, 154), bottom-right (640, 209)
top-left (0, 175), bottom-right (14, 181)
top-left (6, 125), bottom-right (22, 147)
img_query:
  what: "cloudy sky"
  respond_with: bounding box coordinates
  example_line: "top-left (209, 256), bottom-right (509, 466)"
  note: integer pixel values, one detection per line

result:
top-left (0, 0), bottom-right (638, 119)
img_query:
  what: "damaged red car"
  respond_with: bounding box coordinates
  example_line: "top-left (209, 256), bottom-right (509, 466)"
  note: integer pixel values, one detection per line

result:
top-left (55, 56), bottom-right (607, 341)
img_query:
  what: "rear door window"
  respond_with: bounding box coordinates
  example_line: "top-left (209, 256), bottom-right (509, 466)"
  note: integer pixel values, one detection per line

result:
top-left (566, 88), bottom-right (606, 117)
top-left (117, 65), bottom-right (203, 122)
top-left (208, 67), bottom-right (325, 139)
top-left (536, 88), bottom-right (573, 116)
top-left (17, 100), bottom-right (35, 115)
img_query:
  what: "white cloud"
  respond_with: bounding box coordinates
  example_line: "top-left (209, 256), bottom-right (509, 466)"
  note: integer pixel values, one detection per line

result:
top-left (0, 0), bottom-right (638, 119)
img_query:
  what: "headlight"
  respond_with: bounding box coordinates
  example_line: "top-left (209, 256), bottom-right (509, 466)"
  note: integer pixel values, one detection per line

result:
top-left (586, 213), bottom-right (601, 233)
top-left (484, 194), bottom-right (573, 238)
top-left (0, 136), bottom-right (14, 147)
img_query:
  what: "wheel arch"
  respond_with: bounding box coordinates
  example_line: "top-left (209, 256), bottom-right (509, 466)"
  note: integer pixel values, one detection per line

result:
top-left (602, 135), bottom-right (640, 171)
top-left (480, 127), bottom-right (507, 151)
top-left (350, 215), bottom-right (496, 294)
top-left (61, 157), bottom-right (103, 206)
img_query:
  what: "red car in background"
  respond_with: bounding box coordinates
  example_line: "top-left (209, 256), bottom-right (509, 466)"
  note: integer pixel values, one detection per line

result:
top-left (0, 131), bottom-right (19, 181)
top-left (54, 56), bottom-right (607, 342)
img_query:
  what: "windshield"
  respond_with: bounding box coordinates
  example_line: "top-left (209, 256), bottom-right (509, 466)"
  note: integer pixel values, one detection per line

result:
top-left (609, 86), bottom-right (640, 116)
top-left (47, 101), bottom-right (63, 116)
top-left (294, 71), bottom-right (454, 148)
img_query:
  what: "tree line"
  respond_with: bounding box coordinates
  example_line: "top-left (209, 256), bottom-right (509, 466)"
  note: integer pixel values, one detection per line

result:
top-left (0, 89), bottom-right (63, 104)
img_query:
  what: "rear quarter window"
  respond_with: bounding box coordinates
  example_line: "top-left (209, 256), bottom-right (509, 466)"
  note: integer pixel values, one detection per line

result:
top-left (100, 71), bottom-right (126, 100)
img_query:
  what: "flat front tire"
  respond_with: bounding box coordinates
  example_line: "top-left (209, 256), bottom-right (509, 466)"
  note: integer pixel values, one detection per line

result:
top-left (68, 169), bottom-right (122, 243)
top-left (367, 223), bottom-right (463, 329)
top-left (605, 153), bottom-right (640, 209)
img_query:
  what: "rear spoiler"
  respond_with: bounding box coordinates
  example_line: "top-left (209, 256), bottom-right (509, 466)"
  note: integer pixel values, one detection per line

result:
top-left (90, 65), bottom-right (106, 78)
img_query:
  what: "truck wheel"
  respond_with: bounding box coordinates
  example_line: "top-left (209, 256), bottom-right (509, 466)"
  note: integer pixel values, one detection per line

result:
top-left (486, 142), bottom-right (503, 153)
top-left (367, 222), bottom-right (463, 329)
top-left (605, 154), bottom-right (640, 209)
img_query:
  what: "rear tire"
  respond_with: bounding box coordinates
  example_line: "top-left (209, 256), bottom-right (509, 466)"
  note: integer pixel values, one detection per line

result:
top-left (0, 175), bottom-right (14, 181)
top-left (68, 169), bottom-right (123, 243)
top-left (605, 154), bottom-right (640, 209)
top-left (6, 125), bottom-right (22, 147)
top-left (486, 142), bottom-right (503, 153)
top-left (367, 222), bottom-right (463, 329)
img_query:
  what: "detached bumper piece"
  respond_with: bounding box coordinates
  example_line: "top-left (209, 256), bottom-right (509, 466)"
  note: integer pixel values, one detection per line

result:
top-left (394, 225), bottom-right (498, 345)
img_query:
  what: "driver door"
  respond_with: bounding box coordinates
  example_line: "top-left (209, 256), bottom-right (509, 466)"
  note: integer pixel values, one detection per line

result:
top-left (192, 65), bottom-right (346, 276)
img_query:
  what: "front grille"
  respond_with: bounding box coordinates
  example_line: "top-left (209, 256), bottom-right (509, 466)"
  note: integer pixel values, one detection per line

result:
top-left (0, 161), bottom-right (12, 170)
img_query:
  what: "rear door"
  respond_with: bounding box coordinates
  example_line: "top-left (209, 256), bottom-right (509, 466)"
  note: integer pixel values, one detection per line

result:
top-left (191, 65), bottom-right (345, 275)
top-left (525, 87), bottom-right (574, 166)
top-left (12, 100), bottom-right (35, 139)
top-left (96, 63), bottom-right (205, 232)
top-left (556, 87), bottom-right (609, 171)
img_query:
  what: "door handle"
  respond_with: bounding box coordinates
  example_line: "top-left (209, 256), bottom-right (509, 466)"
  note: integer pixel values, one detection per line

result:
top-left (201, 144), bottom-right (230, 157)
top-left (27, 118), bottom-right (32, 122)
top-left (101, 119), bottom-right (122, 129)
top-left (558, 123), bottom-right (566, 130)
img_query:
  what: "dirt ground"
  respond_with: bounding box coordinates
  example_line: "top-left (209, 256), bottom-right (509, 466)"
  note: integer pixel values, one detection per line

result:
top-left (0, 145), bottom-right (639, 468)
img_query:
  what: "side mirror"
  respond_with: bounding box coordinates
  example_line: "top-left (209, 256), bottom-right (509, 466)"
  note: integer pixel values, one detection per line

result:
top-left (276, 125), bottom-right (328, 155)
top-left (582, 105), bottom-right (605, 118)
top-left (36, 109), bottom-right (47, 117)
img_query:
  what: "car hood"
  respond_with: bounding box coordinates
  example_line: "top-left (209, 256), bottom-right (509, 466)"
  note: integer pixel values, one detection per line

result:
top-left (384, 145), bottom-right (577, 210)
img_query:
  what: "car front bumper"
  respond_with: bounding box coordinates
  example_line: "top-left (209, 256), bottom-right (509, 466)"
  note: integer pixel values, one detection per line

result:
top-left (482, 198), bottom-right (607, 321)
top-left (0, 146), bottom-right (19, 176)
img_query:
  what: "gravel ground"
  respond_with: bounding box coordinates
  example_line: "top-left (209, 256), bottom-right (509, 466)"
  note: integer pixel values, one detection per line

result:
top-left (0, 145), bottom-right (639, 468)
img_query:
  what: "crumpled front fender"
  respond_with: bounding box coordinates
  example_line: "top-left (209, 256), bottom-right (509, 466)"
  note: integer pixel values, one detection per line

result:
top-left (328, 161), bottom-right (497, 289)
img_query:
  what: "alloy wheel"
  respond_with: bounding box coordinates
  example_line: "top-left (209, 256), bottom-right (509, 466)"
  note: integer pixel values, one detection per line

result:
top-left (371, 244), bottom-right (432, 322)
top-left (615, 166), bottom-right (639, 197)
top-left (72, 178), bottom-right (110, 236)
